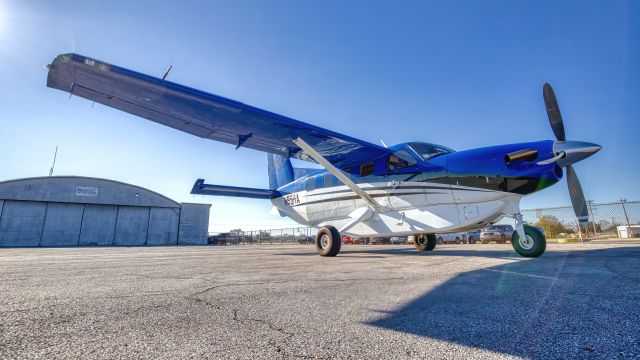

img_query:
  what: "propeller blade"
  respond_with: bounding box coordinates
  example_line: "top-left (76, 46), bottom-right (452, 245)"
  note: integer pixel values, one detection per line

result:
top-left (566, 165), bottom-right (588, 223)
top-left (543, 83), bottom-right (566, 141)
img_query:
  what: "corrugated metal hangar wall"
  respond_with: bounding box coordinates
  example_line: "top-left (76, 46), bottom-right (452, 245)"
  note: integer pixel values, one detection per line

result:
top-left (0, 177), bottom-right (210, 247)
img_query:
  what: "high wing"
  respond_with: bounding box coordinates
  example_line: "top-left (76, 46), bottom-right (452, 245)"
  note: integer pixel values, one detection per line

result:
top-left (46, 53), bottom-right (390, 169)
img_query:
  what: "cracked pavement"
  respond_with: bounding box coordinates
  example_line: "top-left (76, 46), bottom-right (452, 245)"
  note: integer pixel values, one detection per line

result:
top-left (1, 243), bottom-right (639, 359)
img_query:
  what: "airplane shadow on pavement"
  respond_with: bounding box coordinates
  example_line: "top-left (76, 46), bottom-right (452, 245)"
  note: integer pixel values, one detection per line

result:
top-left (366, 246), bottom-right (640, 358)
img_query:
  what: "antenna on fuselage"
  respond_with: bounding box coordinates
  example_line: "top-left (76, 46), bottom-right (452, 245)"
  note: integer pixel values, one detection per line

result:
top-left (161, 65), bottom-right (173, 81)
top-left (380, 139), bottom-right (388, 148)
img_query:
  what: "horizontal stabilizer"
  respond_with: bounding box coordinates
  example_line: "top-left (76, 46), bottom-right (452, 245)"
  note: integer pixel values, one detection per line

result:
top-left (191, 179), bottom-right (279, 199)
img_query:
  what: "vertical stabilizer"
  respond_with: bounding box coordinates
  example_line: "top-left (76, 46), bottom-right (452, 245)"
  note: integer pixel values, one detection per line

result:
top-left (267, 154), bottom-right (294, 190)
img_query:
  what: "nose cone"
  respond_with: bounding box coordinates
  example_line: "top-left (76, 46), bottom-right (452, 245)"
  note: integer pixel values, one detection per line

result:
top-left (553, 141), bottom-right (602, 167)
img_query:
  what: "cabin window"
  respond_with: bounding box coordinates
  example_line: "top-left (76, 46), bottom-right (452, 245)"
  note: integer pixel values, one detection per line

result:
top-left (332, 176), bottom-right (340, 187)
top-left (306, 178), bottom-right (314, 191)
top-left (315, 176), bottom-right (324, 189)
top-left (360, 162), bottom-right (374, 177)
top-left (387, 149), bottom-right (417, 171)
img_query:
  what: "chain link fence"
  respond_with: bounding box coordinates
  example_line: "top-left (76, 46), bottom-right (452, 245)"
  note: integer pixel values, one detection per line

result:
top-left (208, 200), bottom-right (640, 245)
top-left (208, 227), bottom-right (318, 245)
top-left (521, 199), bottom-right (640, 239)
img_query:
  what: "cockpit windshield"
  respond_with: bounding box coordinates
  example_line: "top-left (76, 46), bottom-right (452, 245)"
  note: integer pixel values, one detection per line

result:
top-left (407, 142), bottom-right (455, 161)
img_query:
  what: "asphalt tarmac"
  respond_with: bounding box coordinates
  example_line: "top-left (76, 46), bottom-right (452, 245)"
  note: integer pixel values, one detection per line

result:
top-left (1, 243), bottom-right (639, 359)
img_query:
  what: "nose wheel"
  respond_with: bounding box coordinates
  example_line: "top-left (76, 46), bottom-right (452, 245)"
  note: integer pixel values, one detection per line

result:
top-left (315, 226), bottom-right (341, 256)
top-left (511, 224), bottom-right (546, 257)
top-left (415, 234), bottom-right (437, 251)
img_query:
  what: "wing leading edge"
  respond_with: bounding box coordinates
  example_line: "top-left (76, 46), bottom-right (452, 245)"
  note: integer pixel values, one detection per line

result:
top-left (46, 53), bottom-right (390, 169)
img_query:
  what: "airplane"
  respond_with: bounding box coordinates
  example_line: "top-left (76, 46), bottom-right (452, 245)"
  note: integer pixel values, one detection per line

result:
top-left (46, 53), bottom-right (601, 258)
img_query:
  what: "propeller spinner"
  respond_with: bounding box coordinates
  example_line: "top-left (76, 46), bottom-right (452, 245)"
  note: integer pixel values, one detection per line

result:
top-left (542, 83), bottom-right (601, 224)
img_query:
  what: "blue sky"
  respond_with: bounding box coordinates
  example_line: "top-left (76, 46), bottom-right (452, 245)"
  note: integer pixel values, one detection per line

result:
top-left (0, 1), bottom-right (637, 232)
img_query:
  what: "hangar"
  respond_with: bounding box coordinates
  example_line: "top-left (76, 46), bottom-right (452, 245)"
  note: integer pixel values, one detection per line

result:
top-left (0, 176), bottom-right (210, 247)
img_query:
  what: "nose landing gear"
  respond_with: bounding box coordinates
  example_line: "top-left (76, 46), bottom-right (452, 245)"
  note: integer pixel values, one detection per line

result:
top-left (511, 213), bottom-right (546, 257)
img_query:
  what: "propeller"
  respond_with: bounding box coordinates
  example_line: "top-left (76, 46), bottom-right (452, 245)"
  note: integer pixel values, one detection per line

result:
top-left (542, 83), bottom-right (600, 224)
top-left (543, 83), bottom-right (566, 141)
top-left (566, 165), bottom-right (588, 223)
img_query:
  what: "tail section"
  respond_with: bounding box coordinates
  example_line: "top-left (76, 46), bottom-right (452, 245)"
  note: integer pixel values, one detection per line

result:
top-left (267, 154), bottom-right (294, 189)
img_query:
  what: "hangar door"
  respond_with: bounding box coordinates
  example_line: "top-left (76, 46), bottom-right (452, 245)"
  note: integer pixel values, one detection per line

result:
top-left (79, 205), bottom-right (118, 246)
top-left (41, 203), bottom-right (84, 246)
top-left (0, 200), bottom-right (46, 246)
top-left (114, 206), bottom-right (150, 246)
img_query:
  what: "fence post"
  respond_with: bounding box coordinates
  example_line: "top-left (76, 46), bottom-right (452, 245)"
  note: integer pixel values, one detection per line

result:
top-left (621, 199), bottom-right (631, 239)
top-left (587, 200), bottom-right (597, 236)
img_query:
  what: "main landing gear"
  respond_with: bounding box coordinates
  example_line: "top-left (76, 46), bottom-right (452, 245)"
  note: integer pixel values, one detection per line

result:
top-left (414, 234), bottom-right (437, 252)
top-left (315, 226), bottom-right (342, 256)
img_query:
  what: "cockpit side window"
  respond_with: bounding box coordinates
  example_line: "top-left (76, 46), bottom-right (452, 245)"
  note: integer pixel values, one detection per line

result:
top-left (408, 142), bottom-right (455, 161)
top-left (387, 149), bottom-right (417, 171)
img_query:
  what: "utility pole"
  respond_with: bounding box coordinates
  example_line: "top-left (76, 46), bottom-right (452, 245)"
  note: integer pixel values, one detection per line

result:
top-left (620, 199), bottom-right (631, 239)
top-left (48, 146), bottom-right (58, 176)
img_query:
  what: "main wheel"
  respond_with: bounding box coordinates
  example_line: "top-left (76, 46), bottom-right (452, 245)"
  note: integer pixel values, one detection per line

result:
top-left (315, 226), bottom-right (341, 257)
top-left (415, 234), bottom-right (436, 251)
top-left (511, 225), bottom-right (546, 258)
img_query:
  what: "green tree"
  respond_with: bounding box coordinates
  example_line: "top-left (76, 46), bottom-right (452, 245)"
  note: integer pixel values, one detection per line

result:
top-left (534, 216), bottom-right (567, 237)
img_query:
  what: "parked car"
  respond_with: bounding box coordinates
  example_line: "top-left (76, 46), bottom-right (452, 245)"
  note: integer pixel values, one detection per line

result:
top-left (480, 225), bottom-right (514, 244)
top-left (208, 233), bottom-right (229, 245)
top-left (342, 235), bottom-right (353, 244)
top-left (369, 236), bottom-right (389, 245)
top-left (297, 236), bottom-right (314, 244)
top-left (390, 236), bottom-right (408, 244)
top-left (436, 232), bottom-right (467, 244)
top-left (466, 230), bottom-right (481, 244)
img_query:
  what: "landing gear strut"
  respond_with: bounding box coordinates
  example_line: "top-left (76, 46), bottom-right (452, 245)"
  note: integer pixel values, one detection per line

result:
top-left (415, 234), bottom-right (437, 251)
top-left (315, 226), bottom-right (341, 256)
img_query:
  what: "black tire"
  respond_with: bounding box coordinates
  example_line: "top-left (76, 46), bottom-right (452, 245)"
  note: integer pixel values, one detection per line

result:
top-left (315, 226), bottom-right (341, 257)
top-left (415, 234), bottom-right (437, 251)
top-left (437, 237), bottom-right (444, 245)
top-left (511, 225), bottom-right (546, 258)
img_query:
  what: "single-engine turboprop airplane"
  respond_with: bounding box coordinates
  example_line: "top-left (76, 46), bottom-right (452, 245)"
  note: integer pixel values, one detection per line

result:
top-left (46, 53), bottom-right (601, 258)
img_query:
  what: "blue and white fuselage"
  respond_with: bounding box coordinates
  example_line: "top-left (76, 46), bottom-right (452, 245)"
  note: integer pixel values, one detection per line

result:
top-left (270, 140), bottom-right (562, 237)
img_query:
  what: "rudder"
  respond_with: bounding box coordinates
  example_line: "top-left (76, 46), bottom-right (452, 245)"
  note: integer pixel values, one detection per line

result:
top-left (267, 153), bottom-right (294, 189)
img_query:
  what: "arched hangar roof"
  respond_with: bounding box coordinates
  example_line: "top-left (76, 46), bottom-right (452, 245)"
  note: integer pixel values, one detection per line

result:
top-left (0, 176), bottom-right (180, 208)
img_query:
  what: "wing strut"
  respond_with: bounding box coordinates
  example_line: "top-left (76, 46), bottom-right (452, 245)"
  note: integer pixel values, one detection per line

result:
top-left (293, 137), bottom-right (381, 209)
